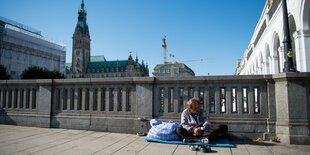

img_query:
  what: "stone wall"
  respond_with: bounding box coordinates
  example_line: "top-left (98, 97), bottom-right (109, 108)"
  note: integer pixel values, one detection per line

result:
top-left (0, 73), bottom-right (309, 144)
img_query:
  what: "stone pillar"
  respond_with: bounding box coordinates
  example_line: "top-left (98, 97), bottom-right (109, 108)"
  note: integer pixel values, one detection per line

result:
top-left (135, 77), bottom-right (154, 120)
top-left (273, 72), bottom-right (310, 144)
top-left (272, 56), bottom-right (279, 74)
top-left (134, 77), bottom-right (154, 134)
top-left (278, 46), bottom-right (284, 72)
top-left (293, 30), bottom-right (310, 72)
top-left (37, 79), bottom-right (53, 128)
top-left (264, 77), bottom-right (276, 140)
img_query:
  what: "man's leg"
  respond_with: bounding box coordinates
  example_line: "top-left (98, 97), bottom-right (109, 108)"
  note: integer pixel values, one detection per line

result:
top-left (176, 127), bottom-right (198, 142)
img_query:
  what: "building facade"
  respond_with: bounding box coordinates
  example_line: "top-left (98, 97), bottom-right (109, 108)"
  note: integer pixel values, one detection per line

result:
top-left (66, 0), bottom-right (149, 78)
top-left (153, 63), bottom-right (195, 77)
top-left (236, 0), bottom-right (310, 75)
top-left (0, 17), bottom-right (66, 79)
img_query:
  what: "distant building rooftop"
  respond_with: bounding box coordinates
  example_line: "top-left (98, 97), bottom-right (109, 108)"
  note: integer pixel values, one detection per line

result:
top-left (153, 63), bottom-right (195, 77)
top-left (0, 16), bottom-right (41, 35)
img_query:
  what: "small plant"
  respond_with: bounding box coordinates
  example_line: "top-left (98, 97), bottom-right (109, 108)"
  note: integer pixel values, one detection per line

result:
top-left (269, 136), bottom-right (280, 142)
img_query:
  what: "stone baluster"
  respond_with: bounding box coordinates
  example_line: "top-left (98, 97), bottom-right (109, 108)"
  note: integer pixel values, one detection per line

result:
top-left (164, 86), bottom-right (168, 114)
top-left (183, 87), bottom-right (188, 109)
top-left (226, 86), bottom-right (231, 114)
top-left (122, 87), bottom-right (126, 112)
top-left (113, 88), bottom-right (117, 112)
top-left (81, 88), bottom-right (85, 111)
top-left (193, 86), bottom-right (198, 98)
top-left (97, 88), bottom-right (102, 111)
top-left (214, 87), bottom-right (220, 115)
top-left (74, 88), bottom-right (78, 110)
top-left (248, 85), bottom-right (254, 115)
top-left (173, 86), bottom-right (178, 114)
top-left (204, 87), bottom-right (209, 113)
top-left (28, 88), bottom-right (31, 109)
top-left (89, 87), bottom-right (93, 111)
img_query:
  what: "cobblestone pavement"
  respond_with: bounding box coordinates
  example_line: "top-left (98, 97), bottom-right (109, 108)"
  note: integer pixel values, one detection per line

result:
top-left (0, 124), bottom-right (310, 155)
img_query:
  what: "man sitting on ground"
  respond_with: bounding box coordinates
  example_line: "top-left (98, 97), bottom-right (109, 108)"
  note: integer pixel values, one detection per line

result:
top-left (176, 98), bottom-right (211, 142)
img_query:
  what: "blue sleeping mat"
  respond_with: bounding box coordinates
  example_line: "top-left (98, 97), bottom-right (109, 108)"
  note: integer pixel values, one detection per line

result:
top-left (145, 137), bottom-right (234, 147)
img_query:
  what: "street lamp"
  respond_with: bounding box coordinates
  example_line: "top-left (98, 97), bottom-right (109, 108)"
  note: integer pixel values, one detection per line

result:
top-left (282, 0), bottom-right (296, 72)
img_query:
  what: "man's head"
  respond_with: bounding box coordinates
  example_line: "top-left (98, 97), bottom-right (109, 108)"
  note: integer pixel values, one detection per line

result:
top-left (187, 98), bottom-right (200, 114)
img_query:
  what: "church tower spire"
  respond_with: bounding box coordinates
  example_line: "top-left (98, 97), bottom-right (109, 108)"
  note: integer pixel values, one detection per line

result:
top-left (81, 0), bottom-right (84, 10)
top-left (71, 0), bottom-right (91, 78)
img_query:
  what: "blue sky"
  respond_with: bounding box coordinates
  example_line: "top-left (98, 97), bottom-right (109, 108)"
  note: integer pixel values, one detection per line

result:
top-left (0, 0), bottom-right (266, 76)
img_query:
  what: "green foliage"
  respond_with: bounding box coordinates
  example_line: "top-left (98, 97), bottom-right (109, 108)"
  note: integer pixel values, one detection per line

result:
top-left (269, 136), bottom-right (280, 142)
top-left (21, 66), bottom-right (65, 79)
top-left (0, 64), bottom-right (10, 80)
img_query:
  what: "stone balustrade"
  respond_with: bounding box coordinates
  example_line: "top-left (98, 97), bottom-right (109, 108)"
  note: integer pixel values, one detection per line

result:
top-left (0, 73), bottom-right (309, 144)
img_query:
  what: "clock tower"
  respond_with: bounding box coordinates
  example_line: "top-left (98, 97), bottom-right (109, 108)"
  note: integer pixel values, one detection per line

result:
top-left (71, 0), bottom-right (90, 78)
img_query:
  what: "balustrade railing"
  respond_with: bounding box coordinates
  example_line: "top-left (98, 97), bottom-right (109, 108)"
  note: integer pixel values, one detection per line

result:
top-left (1, 73), bottom-right (309, 144)
top-left (52, 85), bottom-right (135, 114)
top-left (0, 83), bottom-right (38, 112)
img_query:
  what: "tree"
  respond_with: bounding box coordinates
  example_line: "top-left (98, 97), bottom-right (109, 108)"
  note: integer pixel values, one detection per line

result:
top-left (0, 64), bottom-right (10, 80)
top-left (21, 66), bottom-right (65, 79)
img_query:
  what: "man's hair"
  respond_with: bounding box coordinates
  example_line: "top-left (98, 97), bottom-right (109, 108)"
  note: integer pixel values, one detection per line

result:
top-left (187, 98), bottom-right (199, 109)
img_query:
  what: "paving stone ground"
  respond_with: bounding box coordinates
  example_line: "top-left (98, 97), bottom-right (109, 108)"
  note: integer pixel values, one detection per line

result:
top-left (0, 124), bottom-right (309, 155)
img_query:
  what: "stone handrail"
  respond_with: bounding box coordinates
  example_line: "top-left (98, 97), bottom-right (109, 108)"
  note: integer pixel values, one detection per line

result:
top-left (1, 73), bottom-right (309, 144)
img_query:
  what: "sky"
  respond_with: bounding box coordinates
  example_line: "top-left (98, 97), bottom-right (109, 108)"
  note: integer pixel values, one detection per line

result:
top-left (0, 0), bottom-right (266, 76)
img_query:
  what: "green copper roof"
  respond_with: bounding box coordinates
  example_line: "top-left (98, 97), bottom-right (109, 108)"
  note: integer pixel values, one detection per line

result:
top-left (90, 55), bottom-right (107, 62)
top-left (87, 60), bottom-right (128, 73)
top-left (66, 55), bottom-right (149, 73)
top-left (88, 60), bottom-right (128, 68)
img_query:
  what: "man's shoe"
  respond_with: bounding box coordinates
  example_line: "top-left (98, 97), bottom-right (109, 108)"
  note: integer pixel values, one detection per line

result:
top-left (201, 138), bottom-right (209, 144)
top-left (189, 145), bottom-right (199, 151)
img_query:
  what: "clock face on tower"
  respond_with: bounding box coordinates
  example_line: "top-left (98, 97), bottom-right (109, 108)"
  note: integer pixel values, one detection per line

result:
top-left (76, 50), bottom-right (80, 56)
